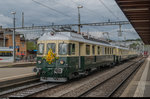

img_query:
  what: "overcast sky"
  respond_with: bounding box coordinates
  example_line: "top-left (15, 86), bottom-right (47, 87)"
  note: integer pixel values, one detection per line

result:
top-left (0, 0), bottom-right (140, 40)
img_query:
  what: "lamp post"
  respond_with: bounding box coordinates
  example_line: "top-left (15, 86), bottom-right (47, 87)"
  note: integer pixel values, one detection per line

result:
top-left (11, 11), bottom-right (16, 62)
top-left (77, 5), bottom-right (83, 34)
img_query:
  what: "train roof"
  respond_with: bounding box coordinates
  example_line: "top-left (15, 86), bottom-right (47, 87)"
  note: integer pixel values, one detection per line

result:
top-left (114, 46), bottom-right (129, 50)
top-left (38, 31), bottom-right (116, 47)
top-left (0, 47), bottom-right (13, 51)
top-left (38, 31), bottom-right (132, 51)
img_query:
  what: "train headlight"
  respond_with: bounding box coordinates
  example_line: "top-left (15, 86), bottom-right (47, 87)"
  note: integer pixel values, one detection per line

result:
top-left (38, 60), bottom-right (42, 64)
top-left (33, 68), bottom-right (39, 72)
top-left (60, 60), bottom-right (65, 65)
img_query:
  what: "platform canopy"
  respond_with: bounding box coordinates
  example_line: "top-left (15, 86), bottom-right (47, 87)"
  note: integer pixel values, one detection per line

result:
top-left (115, 0), bottom-right (150, 44)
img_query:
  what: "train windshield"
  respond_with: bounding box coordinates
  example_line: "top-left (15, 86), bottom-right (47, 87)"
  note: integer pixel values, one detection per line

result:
top-left (59, 43), bottom-right (68, 55)
top-left (38, 43), bottom-right (44, 55)
top-left (47, 43), bottom-right (56, 53)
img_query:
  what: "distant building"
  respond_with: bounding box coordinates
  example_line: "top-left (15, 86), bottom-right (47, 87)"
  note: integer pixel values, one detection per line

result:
top-left (4, 29), bottom-right (27, 57)
top-left (0, 27), bottom-right (27, 58)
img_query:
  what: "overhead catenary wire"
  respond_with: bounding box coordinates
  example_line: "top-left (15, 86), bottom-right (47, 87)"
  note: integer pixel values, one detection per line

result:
top-left (32, 0), bottom-right (70, 17)
top-left (98, 0), bottom-right (120, 21)
top-left (70, 0), bottom-right (108, 22)
top-left (70, 0), bottom-right (106, 34)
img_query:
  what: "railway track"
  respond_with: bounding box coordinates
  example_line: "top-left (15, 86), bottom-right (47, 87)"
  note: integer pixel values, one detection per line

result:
top-left (78, 57), bottom-right (145, 97)
top-left (0, 81), bottom-right (61, 97)
top-left (0, 57), bottom-right (144, 97)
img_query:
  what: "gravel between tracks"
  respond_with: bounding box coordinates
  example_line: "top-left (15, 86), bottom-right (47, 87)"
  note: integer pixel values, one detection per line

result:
top-left (82, 58), bottom-right (144, 97)
top-left (32, 57), bottom-right (142, 97)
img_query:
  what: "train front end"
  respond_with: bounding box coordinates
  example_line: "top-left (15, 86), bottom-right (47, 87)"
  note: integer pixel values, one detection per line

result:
top-left (34, 42), bottom-right (70, 82)
top-left (35, 56), bottom-right (68, 82)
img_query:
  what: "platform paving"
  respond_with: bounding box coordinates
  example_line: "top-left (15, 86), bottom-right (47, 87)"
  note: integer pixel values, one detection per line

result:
top-left (0, 67), bottom-right (36, 82)
top-left (121, 56), bottom-right (150, 97)
top-left (0, 62), bottom-right (36, 67)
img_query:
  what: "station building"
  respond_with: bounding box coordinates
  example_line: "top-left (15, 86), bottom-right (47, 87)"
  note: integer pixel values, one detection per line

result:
top-left (0, 27), bottom-right (27, 58)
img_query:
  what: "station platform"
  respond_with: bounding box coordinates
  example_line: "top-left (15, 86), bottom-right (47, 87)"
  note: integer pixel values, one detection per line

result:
top-left (121, 56), bottom-right (150, 97)
top-left (0, 66), bottom-right (36, 82)
top-left (0, 62), bottom-right (36, 68)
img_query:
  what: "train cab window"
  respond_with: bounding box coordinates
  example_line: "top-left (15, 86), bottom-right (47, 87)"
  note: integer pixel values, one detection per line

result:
top-left (47, 43), bottom-right (56, 53)
top-left (98, 46), bottom-right (100, 55)
top-left (38, 43), bottom-right (44, 55)
top-left (68, 43), bottom-right (75, 55)
top-left (86, 45), bottom-right (90, 55)
top-left (92, 45), bottom-right (95, 55)
top-left (59, 43), bottom-right (68, 55)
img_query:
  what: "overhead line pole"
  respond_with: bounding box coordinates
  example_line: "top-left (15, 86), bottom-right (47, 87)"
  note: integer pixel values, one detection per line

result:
top-left (11, 12), bottom-right (16, 63)
top-left (78, 5), bottom-right (83, 34)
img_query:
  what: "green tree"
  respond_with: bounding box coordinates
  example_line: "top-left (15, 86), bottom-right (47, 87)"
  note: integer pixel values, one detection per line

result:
top-left (129, 42), bottom-right (140, 49)
top-left (27, 41), bottom-right (37, 50)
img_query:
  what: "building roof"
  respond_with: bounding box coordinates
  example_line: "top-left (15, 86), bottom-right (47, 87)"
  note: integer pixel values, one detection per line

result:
top-left (115, 0), bottom-right (150, 44)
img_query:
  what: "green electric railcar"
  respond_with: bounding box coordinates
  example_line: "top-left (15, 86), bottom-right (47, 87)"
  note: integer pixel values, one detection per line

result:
top-left (33, 31), bottom-right (138, 82)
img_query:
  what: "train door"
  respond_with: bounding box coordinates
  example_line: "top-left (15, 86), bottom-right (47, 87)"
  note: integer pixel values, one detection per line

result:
top-left (79, 43), bottom-right (81, 69)
top-left (79, 43), bottom-right (84, 69)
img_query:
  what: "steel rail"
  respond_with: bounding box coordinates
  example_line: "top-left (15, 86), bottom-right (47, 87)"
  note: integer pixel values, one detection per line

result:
top-left (0, 82), bottom-right (62, 97)
top-left (78, 57), bottom-right (144, 97)
top-left (107, 58), bottom-right (145, 97)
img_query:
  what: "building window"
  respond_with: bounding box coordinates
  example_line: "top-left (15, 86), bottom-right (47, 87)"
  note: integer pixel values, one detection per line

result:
top-left (22, 42), bottom-right (24, 47)
top-left (17, 48), bottom-right (20, 52)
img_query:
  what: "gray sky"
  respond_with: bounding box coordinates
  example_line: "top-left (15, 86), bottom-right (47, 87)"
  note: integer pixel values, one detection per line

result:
top-left (0, 0), bottom-right (140, 40)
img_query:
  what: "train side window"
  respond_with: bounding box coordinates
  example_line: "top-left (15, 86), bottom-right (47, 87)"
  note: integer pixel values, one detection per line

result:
top-left (68, 43), bottom-right (75, 55)
top-left (92, 45), bottom-right (95, 55)
top-left (98, 46), bottom-right (100, 55)
top-left (110, 48), bottom-right (111, 54)
top-left (72, 44), bottom-right (75, 55)
top-left (59, 43), bottom-right (68, 55)
top-left (86, 45), bottom-right (90, 55)
top-left (102, 47), bottom-right (104, 55)
top-left (47, 43), bottom-right (56, 53)
top-left (38, 43), bottom-right (44, 55)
